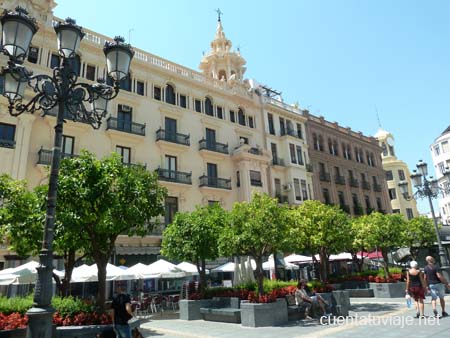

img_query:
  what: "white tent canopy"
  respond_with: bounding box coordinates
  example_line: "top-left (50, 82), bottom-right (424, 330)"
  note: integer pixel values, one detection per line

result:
top-left (212, 260), bottom-right (256, 273)
top-left (176, 262), bottom-right (209, 275)
top-left (70, 263), bottom-right (140, 282)
top-left (284, 254), bottom-right (312, 264)
top-left (142, 259), bottom-right (186, 279)
top-left (263, 257), bottom-right (299, 271)
top-left (0, 261), bottom-right (64, 285)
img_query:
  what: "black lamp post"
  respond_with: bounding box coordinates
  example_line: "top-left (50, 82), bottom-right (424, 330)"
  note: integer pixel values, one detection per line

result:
top-left (0, 7), bottom-right (134, 338)
top-left (398, 160), bottom-right (450, 281)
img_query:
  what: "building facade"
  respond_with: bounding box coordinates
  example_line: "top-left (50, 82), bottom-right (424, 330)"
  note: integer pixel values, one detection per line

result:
top-left (374, 128), bottom-right (419, 219)
top-left (430, 126), bottom-right (450, 225)
top-left (304, 113), bottom-right (391, 216)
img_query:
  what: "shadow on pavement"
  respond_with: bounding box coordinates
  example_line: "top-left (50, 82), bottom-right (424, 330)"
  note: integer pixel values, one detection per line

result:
top-left (350, 303), bottom-right (399, 312)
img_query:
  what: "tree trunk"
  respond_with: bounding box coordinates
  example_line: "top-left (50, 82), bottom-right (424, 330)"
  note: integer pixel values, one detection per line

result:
top-left (272, 252), bottom-right (278, 280)
top-left (197, 258), bottom-right (207, 297)
top-left (318, 248), bottom-right (328, 281)
top-left (255, 256), bottom-right (264, 296)
top-left (381, 248), bottom-right (390, 279)
top-left (61, 249), bottom-right (76, 297)
top-left (95, 257), bottom-right (108, 313)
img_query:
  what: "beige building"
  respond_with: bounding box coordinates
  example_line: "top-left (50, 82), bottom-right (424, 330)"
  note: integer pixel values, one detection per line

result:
top-left (374, 128), bottom-right (418, 219)
top-left (305, 113), bottom-right (392, 216)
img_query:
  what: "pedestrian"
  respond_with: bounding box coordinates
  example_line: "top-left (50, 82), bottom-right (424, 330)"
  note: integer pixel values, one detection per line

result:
top-left (406, 260), bottom-right (427, 318)
top-left (424, 256), bottom-right (450, 317)
top-left (112, 286), bottom-right (134, 338)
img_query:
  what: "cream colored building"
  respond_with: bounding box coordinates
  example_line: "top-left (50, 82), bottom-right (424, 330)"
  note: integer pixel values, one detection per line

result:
top-left (0, 0), bottom-right (314, 266)
top-left (374, 128), bottom-right (418, 219)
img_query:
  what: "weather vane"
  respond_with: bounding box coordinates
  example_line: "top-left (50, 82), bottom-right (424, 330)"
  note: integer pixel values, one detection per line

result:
top-left (215, 8), bottom-right (223, 22)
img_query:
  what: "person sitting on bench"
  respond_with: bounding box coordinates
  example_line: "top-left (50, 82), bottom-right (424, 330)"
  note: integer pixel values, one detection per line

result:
top-left (294, 279), bottom-right (331, 318)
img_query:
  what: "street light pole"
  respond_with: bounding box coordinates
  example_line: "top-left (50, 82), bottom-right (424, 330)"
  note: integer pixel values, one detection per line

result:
top-left (0, 7), bottom-right (134, 338)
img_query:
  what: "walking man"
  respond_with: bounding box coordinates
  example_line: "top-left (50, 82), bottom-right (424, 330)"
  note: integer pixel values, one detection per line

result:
top-left (424, 256), bottom-right (450, 317)
top-left (112, 286), bottom-right (134, 338)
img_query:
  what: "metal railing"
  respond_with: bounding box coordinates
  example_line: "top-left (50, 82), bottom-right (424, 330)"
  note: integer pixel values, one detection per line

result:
top-left (0, 139), bottom-right (15, 149)
top-left (199, 175), bottom-right (231, 190)
top-left (123, 162), bottom-right (147, 169)
top-left (156, 168), bottom-right (192, 185)
top-left (156, 128), bottom-right (190, 146)
top-left (198, 139), bottom-right (229, 154)
top-left (362, 181), bottom-right (371, 190)
top-left (319, 172), bottom-right (331, 182)
top-left (373, 183), bottom-right (382, 192)
top-left (44, 108), bottom-right (89, 124)
top-left (250, 179), bottom-right (263, 187)
top-left (272, 157), bottom-right (285, 166)
top-left (106, 117), bottom-right (146, 136)
top-left (349, 178), bottom-right (359, 188)
top-left (37, 148), bottom-right (77, 165)
top-left (335, 175), bottom-right (346, 185)
top-left (306, 163), bottom-right (314, 172)
top-left (248, 147), bottom-right (263, 155)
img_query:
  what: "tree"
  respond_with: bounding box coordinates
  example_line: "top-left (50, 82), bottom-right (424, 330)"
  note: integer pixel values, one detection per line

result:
top-left (161, 203), bottom-right (227, 294)
top-left (403, 216), bottom-right (436, 259)
top-left (287, 200), bottom-right (352, 281)
top-left (348, 217), bottom-right (371, 272)
top-left (356, 212), bottom-right (407, 278)
top-left (57, 151), bottom-right (166, 311)
top-left (219, 193), bottom-right (289, 296)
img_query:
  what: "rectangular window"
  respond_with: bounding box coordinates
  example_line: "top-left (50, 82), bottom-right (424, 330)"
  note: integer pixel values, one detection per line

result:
top-left (398, 170), bottom-right (406, 181)
top-left (236, 171), bottom-right (240, 187)
top-left (250, 170), bottom-right (262, 186)
top-left (230, 110), bottom-right (236, 122)
top-left (406, 208), bottom-right (414, 220)
top-left (165, 155), bottom-right (177, 179)
top-left (376, 197), bottom-right (382, 211)
top-left (50, 53), bottom-right (60, 69)
top-left (271, 143), bottom-right (278, 161)
top-left (216, 106), bottom-right (223, 119)
top-left (294, 178), bottom-right (301, 201)
top-left (279, 117), bottom-right (286, 135)
top-left (388, 188), bottom-right (397, 200)
top-left (194, 99), bottom-right (201, 113)
top-left (296, 145), bottom-right (304, 165)
top-left (365, 195), bottom-right (371, 211)
top-left (274, 178), bottom-right (282, 196)
top-left (386, 170), bottom-right (393, 181)
top-left (119, 77), bottom-right (131, 92)
top-left (0, 123), bottom-right (16, 148)
top-left (0, 75), bottom-right (4, 94)
top-left (118, 105), bottom-right (132, 132)
top-left (268, 113), bottom-right (275, 135)
top-left (438, 162), bottom-right (445, 174)
top-left (323, 188), bottom-right (331, 205)
top-left (296, 123), bottom-right (303, 139)
top-left (239, 136), bottom-right (249, 144)
top-left (289, 144), bottom-right (297, 164)
top-left (153, 86), bottom-right (161, 100)
top-left (442, 141), bottom-right (449, 153)
top-left (136, 81), bottom-right (145, 96)
top-left (116, 145), bottom-right (131, 164)
top-left (164, 196), bottom-right (178, 225)
top-left (434, 145), bottom-right (441, 156)
top-left (248, 116), bottom-right (254, 128)
top-left (28, 46), bottom-right (39, 64)
top-left (62, 135), bottom-right (74, 155)
top-left (338, 191), bottom-right (346, 206)
top-left (238, 111), bottom-right (246, 126)
top-left (85, 64), bottom-right (96, 81)
top-left (179, 94), bottom-right (187, 108)
top-left (301, 180), bottom-right (308, 200)
top-left (352, 193), bottom-right (359, 206)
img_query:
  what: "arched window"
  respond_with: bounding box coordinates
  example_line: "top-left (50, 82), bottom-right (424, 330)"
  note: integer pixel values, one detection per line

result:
top-left (165, 84), bottom-right (176, 105)
top-left (238, 108), bottom-right (246, 126)
top-left (218, 70), bottom-right (227, 81)
top-left (205, 97), bottom-right (214, 116)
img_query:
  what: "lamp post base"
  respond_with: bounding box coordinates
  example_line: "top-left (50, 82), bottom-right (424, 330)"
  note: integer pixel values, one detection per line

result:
top-left (26, 306), bottom-right (56, 338)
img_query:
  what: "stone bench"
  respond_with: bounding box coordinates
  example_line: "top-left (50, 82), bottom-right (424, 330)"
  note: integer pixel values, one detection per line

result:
top-left (199, 297), bottom-right (241, 324)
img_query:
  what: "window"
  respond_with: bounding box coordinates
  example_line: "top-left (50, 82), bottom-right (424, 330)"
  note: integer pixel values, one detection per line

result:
top-left (381, 143), bottom-right (388, 156)
top-left (286, 120), bottom-right (294, 133)
top-left (372, 176), bottom-right (378, 186)
top-left (388, 145), bottom-right (395, 156)
top-left (365, 195), bottom-right (371, 211)
top-left (206, 128), bottom-right (216, 149)
top-left (296, 123), bottom-right (303, 139)
top-left (271, 143), bottom-right (278, 160)
top-left (205, 97), bottom-right (214, 116)
top-left (164, 196), bottom-right (178, 225)
top-left (434, 145), bottom-right (441, 156)
top-left (279, 117), bottom-right (285, 135)
top-left (50, 53), bottom-right (60, 69)
top-left (388, 188), bottom-right (397, 200)
top-left (398, 170), bottom-right (406, 180)
top-left (442, 141), bottom-right (449, 153)
top-left (301, 180), bottom-right (308, 200)
top-left (376, 197), bottom-right (382, 211)
top-left (27, 46), bottom-right (39, 64)
top-left (438, 162), bottom-right (445, 174)
top-left (179, 94), bottom-right (187, 108)
top-left (195, 99), bottom-right (202, 113)
top-left (236, 171), bottom-right (240, 187)
top-left (240, 136), bottom-right (249, 144)
top-left (0, 74), bottom-right (4, 94)
top-left (406, 208), bottom-right (414, 220)
top-left (230, 110), bottom-right (236, 122)
top-left (238, 108), bottom-right (245, 126)
top-left (86, 64), bottom-right (96, 81)
top-left (268, 113), bottom-right (275, 135)
top-left (153, 86), bottom-right (161, 100)
top-left (343, 144), bottom-right (352, 160)
top-left (216, 106), bottom-right (223, 119)
top-left (165, 155), bottom-right (177, 179)
top-left (289, 144), bottom-right (297, 164)
top-left (62, 135), bottom-right (74, 155)
top-left (323, 189), bottom-right (331, 205)
top-left (296, 145), bottom-right (304, 165)
top-left (165, 84), bottom-right (176, 104)
top-left (119, 76), bottom-right (131, 91)
top-left (136, 81), bottom-right (145, 96)
top-left (248, 116), bottom-right (254, 128)
top-left (250, 170), bottom-right (262, 186)
top-left (165, 117), bottom-right (177, 141)
top-left (69, 55), bottom-right (81, 76)
top-left (338, 191), bottom-right (346, 206)
top-left (352, 193), bottom-right (359, 207)
top-left (313, 134), bottom-right (319, 150)
top-left (328, 139), bottom-right (335, 155)
top-left (208, 200), bottom-right (219, 206)
top-left (118, 105), bottom-right (132, 131)
top-left (294, 178), bottom-right (301, 201)
top-left (392, 209), bottom-right (400, 214)
top-left (274, 178), bottom-right (282, 197)
top-left (116, 145), bottom-right (131, 164)
top-left (386, 170), bottom-right (393, 181)
top-left (0, 123), bottom-right (16, 148)
top-left (318, 135), bottom-right (324, 152)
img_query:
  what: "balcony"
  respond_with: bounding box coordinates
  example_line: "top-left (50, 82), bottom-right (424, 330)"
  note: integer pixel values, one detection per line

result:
top-left (306, 163), bottom-right (313, 173)
top-left (340, 204), bottom-right (350, 213)
top-left (349, 178), bottom-right (359, 188)
top-left (335, 175), bottom-right (346, 185)
top-left (156, 128), bottom-right (190, 146)
top-left (250, 179), bottom-right (263, 187)
top-left (319, 172), bottom-right (331, 182)
top-left (106, 117), bottom-right (146, 136)
top-left (45, 109), bottom-right (89, 124)
top-left (199, 139), bottom-right (229, 154)
top-left (373, 183), bottom-right (382, 192)
top-left (199, 175), bottom-right (231, 190)
top-left (276, 194), bottom-right (289, 203)
top-left (123, 162), bottom-right (147, 169)
top-left (362, 181), bottom-right (371, 190)
top-left (37, 148), bottom-right (77, 165)
top-left (0, 139), bottom-right (15, 149)
top-left (248, 147), bottom-right (263, 155)
top-left (156, 168), bottom-right (192, 185)
top-left (272, 157), bottom-right (285, 166)
top-left (280, 128), bottom-right (297, 138)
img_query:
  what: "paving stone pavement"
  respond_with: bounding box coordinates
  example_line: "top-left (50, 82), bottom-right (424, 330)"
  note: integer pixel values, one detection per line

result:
top-left (138, 296), bottom-right (449, 338)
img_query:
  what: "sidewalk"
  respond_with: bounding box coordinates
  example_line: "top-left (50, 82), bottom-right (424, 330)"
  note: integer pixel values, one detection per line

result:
top-left (138, 297), bottom-right (449, 338)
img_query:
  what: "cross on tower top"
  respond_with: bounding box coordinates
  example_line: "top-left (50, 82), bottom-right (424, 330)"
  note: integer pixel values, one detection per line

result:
top-left (215, 8), bottom-right (223, 22)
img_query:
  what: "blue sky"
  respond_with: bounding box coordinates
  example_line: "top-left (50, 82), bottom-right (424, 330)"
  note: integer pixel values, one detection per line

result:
top-left (54, 0), bottom-right (450, 214)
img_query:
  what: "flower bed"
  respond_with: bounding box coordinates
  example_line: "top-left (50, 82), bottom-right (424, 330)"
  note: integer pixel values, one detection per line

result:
top-left (328, 268), bottom-right (405, 284)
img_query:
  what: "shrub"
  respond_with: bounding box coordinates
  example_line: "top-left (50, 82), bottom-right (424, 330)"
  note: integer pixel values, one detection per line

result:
top-left (0, 295), bottom-right (33, 315)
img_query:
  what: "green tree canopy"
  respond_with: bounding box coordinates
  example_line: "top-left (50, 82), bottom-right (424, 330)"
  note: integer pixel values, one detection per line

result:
top-left (403, 216), bottom-right (436, 259)
top-left (161, 203), bottom-right (227, 294)
top-left (219, 193), bottom-right (289, 296)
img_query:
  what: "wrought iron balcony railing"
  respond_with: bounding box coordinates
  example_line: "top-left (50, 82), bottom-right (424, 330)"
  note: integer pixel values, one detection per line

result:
top-left (156, 128), bottom-right (190, 146)
top-left (335, 175), bottom-right (346, 185)
top-left (106, 117), bottom-right (146, 136)
top-left (248, 147), bottom-right (263, 155)
top-left (349, 178), bottom-right (359, 188)
top-left (123, 162), bottom-right (147, 169)
top-left (199, 175), bottom-right (231, 190)
top-left (156, 168), bottom-right (192, 185)
top-left (199, 139), bottom-right (229, 154)
top-left (373, 183), bottom-right (382, 192)
top-left (362, 181), bottom-right (371, 190)
top-left (0, 139), bottom-right (15, 149)
top-left (306, 163), bottom-right (314, 172)
top-left (37, 148), bottom-right (77, 165)
top-left (272, 157), bottom-right (285, 166)
top-left (319, 172), bottom-right (331, 182)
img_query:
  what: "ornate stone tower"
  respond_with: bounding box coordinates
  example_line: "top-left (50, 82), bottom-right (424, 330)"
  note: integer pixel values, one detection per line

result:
top-left (0, 0), bottom-right (56, 24)
top-left (199, 14), bottom-right (246, 84)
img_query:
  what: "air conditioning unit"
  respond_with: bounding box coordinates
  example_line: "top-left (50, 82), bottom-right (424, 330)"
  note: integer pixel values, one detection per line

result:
top-left (282, 183), bottom-right (293, 192)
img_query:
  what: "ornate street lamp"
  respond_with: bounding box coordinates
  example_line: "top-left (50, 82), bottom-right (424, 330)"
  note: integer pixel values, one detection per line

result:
top-left (0, 7), bottom-right (134, 338)
top-left (398, 160), bottom-right (450, 282)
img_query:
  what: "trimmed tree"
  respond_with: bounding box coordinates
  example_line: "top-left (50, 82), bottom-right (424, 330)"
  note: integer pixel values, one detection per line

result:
top-left (287, 200), bottom-right (352, 281)
top-left (161, 203), bottom-right (227, 294)
top-left (219, 193), bottom-right (289, 296)
top-left (403, 216), bottom-right (436, 259)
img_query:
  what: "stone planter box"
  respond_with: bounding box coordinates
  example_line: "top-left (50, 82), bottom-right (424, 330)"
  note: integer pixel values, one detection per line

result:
top-left (0, 328), bottom-right (27, 338)
top-left (369, 282), bottom-right (406, 298)
top-left (346, 288), bottom-right (374, 298)
top-left (241, 298), bottom-right (288, 327)
top-left (179, 299), bottom-right (214, 320)
top-left (342, 280), bottom-right (369, 289)
top-left (316, 291), bottom-right (350, 316)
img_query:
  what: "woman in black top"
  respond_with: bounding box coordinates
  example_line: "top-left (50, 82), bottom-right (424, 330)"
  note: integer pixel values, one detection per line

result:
top-left (406, 261), bottom-right (427, 318)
